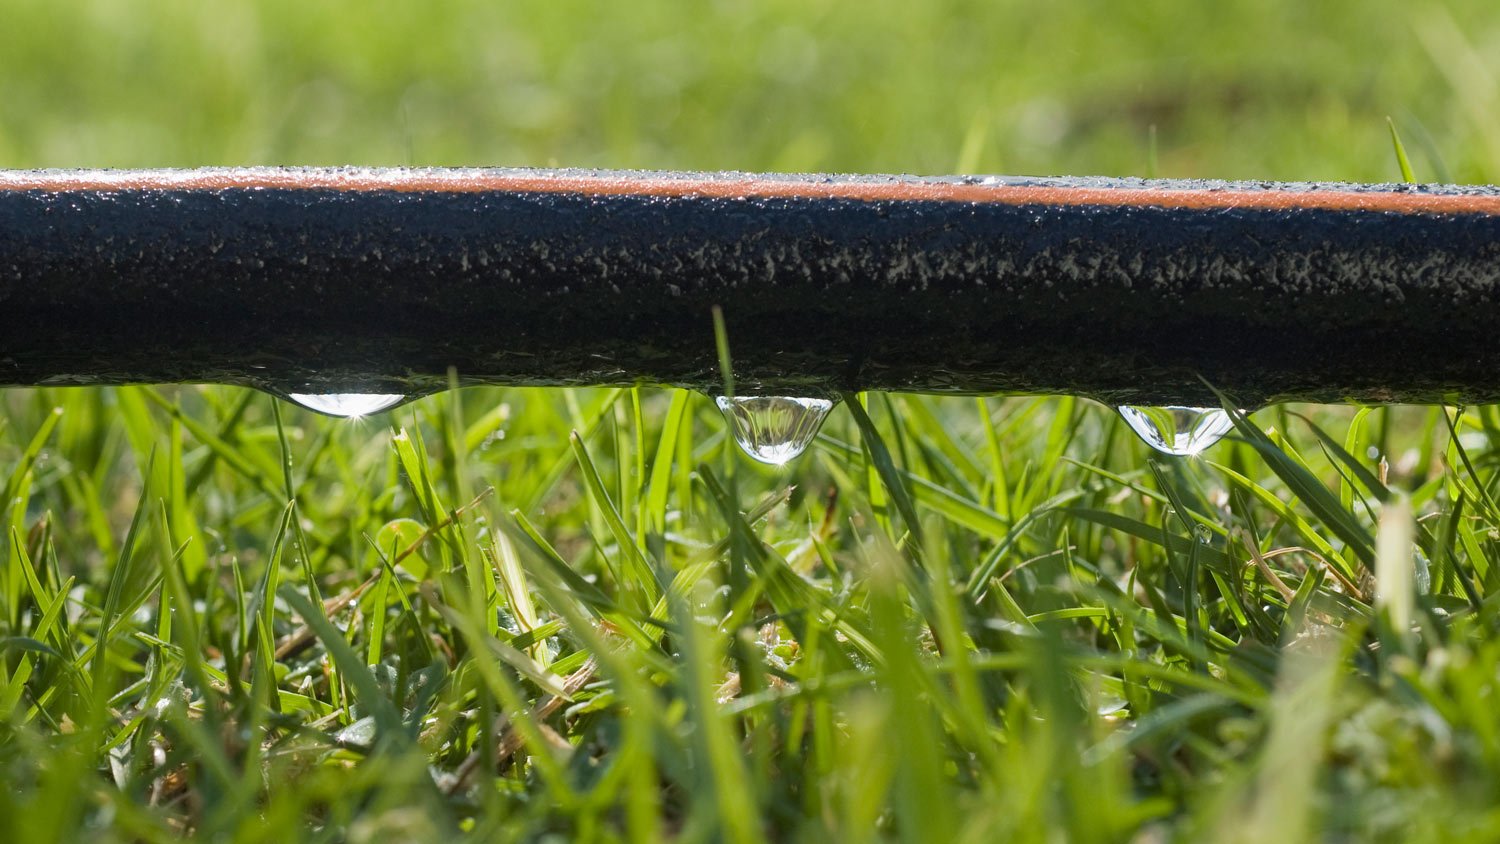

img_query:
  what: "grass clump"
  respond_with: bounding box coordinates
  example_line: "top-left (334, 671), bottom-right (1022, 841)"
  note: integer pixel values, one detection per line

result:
top-left (2, 388), bottom-right (1499, 841)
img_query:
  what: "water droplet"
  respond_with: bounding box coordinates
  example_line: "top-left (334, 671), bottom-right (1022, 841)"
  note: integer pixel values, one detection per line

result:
top-left (1117, 405), bottom-right (1235, 456)
top-left (286, 393), bottom-right (404, 418)
top-left (716, 396), bottom-right (833, 465)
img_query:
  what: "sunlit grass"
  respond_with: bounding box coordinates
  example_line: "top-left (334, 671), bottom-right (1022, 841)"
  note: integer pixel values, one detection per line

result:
top-left (2, 386), bottom-right (1498, 841)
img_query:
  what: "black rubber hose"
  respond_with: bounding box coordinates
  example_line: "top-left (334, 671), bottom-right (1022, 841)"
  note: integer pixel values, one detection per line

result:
top-left (2, 167), bottom-right (1499, 406)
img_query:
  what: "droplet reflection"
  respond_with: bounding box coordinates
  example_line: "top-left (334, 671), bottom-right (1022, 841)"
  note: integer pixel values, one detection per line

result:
top-left (1117, 405), bottom-right (1235, 456)
top-left (716, 396), bottom-right (833, 465)
top-left (287, 393), bottom-right (405, 418)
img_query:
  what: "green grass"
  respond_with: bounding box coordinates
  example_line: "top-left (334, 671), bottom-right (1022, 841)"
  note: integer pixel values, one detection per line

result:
top-left (4, 0), bottom-right (1500, 183)
top-left (5, 389), bottom-right (1500, 842)
top-left (6, 1), bottom-right (1500, 841)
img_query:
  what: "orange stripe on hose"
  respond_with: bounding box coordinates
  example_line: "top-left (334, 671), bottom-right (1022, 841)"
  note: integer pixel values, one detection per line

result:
top-left (1, 169), bottom-right (1498, 216)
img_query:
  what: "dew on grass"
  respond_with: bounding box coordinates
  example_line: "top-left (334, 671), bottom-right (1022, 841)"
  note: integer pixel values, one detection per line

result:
top-left (1117, 405), bottom-right (1235, 456)
top-left (286, 393), bottom-right (404, 418)
top-left (716, 395), bottom-right (833, 465)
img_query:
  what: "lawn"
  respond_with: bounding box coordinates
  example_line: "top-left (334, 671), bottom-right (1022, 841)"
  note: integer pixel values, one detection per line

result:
top-left (4, 1), bottom-right (1500, 841)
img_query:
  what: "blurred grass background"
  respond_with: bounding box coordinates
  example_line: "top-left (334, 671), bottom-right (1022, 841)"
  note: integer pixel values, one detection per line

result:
top-left (3, 0), bottom-right (1499, 182)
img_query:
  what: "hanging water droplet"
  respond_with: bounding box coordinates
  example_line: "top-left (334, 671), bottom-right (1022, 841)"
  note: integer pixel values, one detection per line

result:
top-left (286, 393), bottom-right (404, 418)
top-left (716, 395), bottom-right (833, 465)
top-left (1117, 405), bottom-right (1235, 456)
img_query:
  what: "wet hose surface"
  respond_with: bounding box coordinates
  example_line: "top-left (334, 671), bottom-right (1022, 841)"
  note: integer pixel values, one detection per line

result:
top-left (2, 167), bottom-right (1500, 406)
